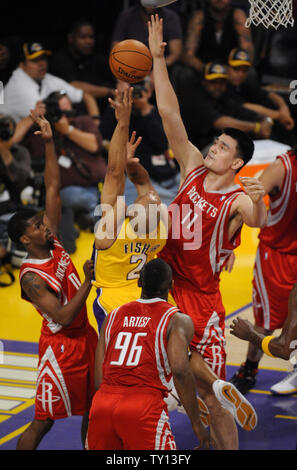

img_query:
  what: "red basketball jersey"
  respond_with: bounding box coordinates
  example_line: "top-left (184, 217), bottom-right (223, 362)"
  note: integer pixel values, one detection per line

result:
top-left (19, 237), bottom-right (88, 335)
top-left (102, 299), bottom-right (179, 394)
top-left (259, 151), bottom-right (297, 254)
top-left (159, 166), bottom-right (243, 292)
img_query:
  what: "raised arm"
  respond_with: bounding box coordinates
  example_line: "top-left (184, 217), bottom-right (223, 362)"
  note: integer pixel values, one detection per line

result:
top-left (30, 111), bottom-right (61, 236)
top-left (148, 14), bottom-right (204, 180)
top-left (99, 88), bottom-right (133, 207)
top-left (167, 312), bottom-right (210, 450)
top-left (94, 88), bottom-right (133, 249)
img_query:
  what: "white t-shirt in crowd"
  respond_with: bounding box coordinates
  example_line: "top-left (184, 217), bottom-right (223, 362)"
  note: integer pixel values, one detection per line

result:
top-left (0, 67), bottom-right (83, 121)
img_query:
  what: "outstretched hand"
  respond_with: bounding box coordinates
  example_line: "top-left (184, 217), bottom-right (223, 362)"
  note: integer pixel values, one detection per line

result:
top-left (230, 317), bottom-right (255, 342)
top-left (148, 14), bottom-right (167, 58)
top-left (30, 110), bottom-right (53, 142)
top-left (108, 87), bottom-right (133, 126)
top-left (239, 176), bottom-right (265, 204)
top-left (127, 131), bottom-right (142, 164)
top-left (126, 131), bottom-right (150, 186)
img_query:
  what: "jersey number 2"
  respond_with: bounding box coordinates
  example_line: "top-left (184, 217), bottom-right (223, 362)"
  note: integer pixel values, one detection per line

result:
top-left (127, 254), bottom-right (147, 280)
top-left (110, 332), bottom-right (147, 366)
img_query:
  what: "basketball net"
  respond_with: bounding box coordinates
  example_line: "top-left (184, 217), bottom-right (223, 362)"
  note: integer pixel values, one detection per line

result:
top-left (245, 0), bottom-right (294, 29)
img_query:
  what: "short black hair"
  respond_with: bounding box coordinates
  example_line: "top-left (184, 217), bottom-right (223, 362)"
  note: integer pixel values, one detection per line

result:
top-left (7, 208), bottom-right (39, 244)
top-left (222, 127), bottom-right (254, 169)
top-left (139, 258), bottom-right (172, 298)
top-left (69, 19), bottom-right (95, 35)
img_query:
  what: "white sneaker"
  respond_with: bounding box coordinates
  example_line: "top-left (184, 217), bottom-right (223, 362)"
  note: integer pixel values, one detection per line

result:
top-left (270, 367), bottom-right (297, 395)
top-left (212, 379), bottom-right (258, 431)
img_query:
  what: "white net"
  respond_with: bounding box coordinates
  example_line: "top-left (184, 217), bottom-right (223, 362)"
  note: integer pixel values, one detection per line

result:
top-left (245, 0), bottom-right (294, 29)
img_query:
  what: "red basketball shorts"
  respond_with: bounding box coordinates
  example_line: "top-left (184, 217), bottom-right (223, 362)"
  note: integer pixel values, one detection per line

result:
top-left (252, 242), bottom-right (297, 330)
top-left (35, 324), bottom-right (98, 421)
top-left (86, 385), bottom-right (176, 450)
top-left (172, 282), bottom-right (226, 380)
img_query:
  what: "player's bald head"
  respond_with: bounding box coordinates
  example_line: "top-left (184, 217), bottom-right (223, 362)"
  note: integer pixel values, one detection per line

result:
top-left (139, 258), bottom-right (172, 299)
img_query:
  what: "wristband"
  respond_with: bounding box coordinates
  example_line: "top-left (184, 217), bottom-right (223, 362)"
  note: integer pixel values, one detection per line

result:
top-left (261, 336), bottom-right (276, 357)
top-left (254, 122), bottom-right (261, 134)
top-left (66, 125), bottom-right (74, 135)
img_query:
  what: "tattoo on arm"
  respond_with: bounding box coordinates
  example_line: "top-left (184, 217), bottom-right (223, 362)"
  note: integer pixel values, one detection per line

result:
top-left (22, 273), bottom-right (42, 300)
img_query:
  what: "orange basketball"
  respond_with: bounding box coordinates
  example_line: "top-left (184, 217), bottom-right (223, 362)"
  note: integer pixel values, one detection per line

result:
top-left (109, 39), bottom-right (153, 84)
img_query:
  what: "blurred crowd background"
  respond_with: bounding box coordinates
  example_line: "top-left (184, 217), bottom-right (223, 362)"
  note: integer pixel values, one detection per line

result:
top-left (0, 0), bottom-right (297, 271)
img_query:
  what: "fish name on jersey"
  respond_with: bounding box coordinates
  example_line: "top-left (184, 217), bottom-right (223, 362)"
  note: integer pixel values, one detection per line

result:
top-left (124, 242), bottom-right (159, 255)
top-left (123, 316), bottom-right (151, 328)
top-left (187, 185), bottom-right (218, 218)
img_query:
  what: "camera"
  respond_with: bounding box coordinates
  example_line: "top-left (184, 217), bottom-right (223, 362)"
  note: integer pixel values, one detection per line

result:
top-left (43, 90), bottom-right (76, 123)
top-left (132, 77), bottom-right (151, 100)
top-left (132, 84), bottom-right (145, 100)
top-left (0, 115), bottom-right (16, 141)
top-left (43, 96), bottom-right (63, 123)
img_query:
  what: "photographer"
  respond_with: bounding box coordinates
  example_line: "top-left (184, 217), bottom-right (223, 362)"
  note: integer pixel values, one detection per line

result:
top-left (0, 114), bottom-right (31, 203)
top-left (0, 41), bottom-right (100, 122)
top-left (100, 77), bottom-right (179, 206)
top-left (12, 91), bottom-right (107, 253)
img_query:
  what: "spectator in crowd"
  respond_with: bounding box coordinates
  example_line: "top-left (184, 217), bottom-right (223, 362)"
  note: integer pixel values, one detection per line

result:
top-left (0, 37), bottom-right (22, 86)
top-left (183, 0), bottom-right (254, 75)
top-left (111, 1), bottom-right (183, 69)
top-left (14, 92), bottom-right (107, 253)
top-left (100, 77), bottom-right (179, 206)
top-left (0, 42), bottom-right (100, 122)
top-left (0, 114), bottom-right (31, 204)
top-left (49, 19), bottom-right (116, 114)
top-left (227, 48), bottom-right (296, 145)
top-left (174, 61), bottom-right (272, 152)
top-left (47, 91), bottom-right (106, 253)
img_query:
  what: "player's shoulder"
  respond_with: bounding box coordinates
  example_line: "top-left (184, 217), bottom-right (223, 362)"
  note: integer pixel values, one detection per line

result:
top-left (169, 310), bottom-right (193, 328)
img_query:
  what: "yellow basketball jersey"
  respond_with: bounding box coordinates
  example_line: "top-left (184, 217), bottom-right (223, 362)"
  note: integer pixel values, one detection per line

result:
top-left (93, 218), bottom-right (167, 289)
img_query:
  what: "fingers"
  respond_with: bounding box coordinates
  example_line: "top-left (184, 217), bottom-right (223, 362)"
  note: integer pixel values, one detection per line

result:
top-left (134, 135), bottom-right (142, 148)
top-left (109, 87), bottom-right (133, 109)
top-left (239, 176), bottom-right (263, 187)
top-left (239, 177), bottom-right (265, 198)
top-left (129, 130), bottom-right (137, 145)
top-left (128, 132), bottom-right (142, 150)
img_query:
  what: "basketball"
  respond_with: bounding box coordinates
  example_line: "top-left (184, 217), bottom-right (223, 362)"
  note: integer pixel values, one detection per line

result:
top-left (109, 39), bottom-right (153, 84)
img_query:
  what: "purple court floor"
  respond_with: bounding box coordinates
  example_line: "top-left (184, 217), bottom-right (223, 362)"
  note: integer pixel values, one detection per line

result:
top-left (0, 339), bottom-right (296, 451)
